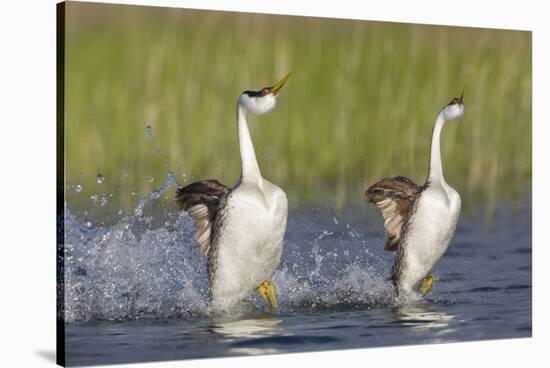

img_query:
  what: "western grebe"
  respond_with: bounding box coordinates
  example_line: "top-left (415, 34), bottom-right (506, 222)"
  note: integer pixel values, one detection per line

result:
top-left (366, 92), bottom-right (465, 300)
top-left (176, 73), bottom-right (291, 312)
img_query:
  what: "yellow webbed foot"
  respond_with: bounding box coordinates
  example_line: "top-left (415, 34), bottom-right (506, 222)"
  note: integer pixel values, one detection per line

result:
top-left (416, 273), bottom-right (434, 296)
top-left (257, 280), bottom-right (277, 309)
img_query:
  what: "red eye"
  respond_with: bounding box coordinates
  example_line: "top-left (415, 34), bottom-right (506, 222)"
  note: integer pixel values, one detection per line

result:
top-left (262, 88), bottom-right (269, 96)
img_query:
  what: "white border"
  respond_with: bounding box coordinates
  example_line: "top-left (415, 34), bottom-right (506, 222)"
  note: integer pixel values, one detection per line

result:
top-left (1, 1), bottom-right (546, 367)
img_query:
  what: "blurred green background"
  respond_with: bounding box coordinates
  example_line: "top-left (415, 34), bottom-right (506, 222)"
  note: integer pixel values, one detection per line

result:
top-left (64, 2), bottom-right (531, 218)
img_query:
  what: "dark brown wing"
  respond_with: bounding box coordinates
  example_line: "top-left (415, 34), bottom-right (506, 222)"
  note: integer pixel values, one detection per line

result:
top-left (175, 179), bottom-right (230, 256)
top-left (365, 176), bottom-right (422, 251)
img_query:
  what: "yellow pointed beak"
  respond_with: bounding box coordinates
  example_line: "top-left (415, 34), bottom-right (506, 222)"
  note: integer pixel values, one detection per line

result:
top-left (257, 280), bottom-right (278, 309)
top-left (271, 72), bottom-right (291, 95)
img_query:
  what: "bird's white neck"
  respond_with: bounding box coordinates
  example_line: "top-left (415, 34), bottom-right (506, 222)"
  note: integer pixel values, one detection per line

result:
top-left (237, 104), bottom-right (262, 184)
top-left (427, 113), bottom-right (447, 187)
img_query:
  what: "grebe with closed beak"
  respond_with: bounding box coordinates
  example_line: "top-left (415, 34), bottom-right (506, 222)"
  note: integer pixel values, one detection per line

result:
top-left (365, 92), bottom-right (465, 301)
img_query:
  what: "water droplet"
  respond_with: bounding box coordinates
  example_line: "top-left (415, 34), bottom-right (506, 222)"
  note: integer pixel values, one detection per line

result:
top-left (75, 184), bottom-right (83, 193)
top-left (156, 146), bottom-right (164, 154)
top-left (146, 125), bottom-right (153, 137)
top-left (148, 177), bottom-right (155, 182)
top-left (96, 174), bottom-right (105, 184)
top-left (100, 193), bottom-right (108, 207)
top-left (90, 194), bottom-right (98, 203)
top-left (332, 216), bottom-right (339, 225)
top-left (84, 221), bottom-right (92, 228)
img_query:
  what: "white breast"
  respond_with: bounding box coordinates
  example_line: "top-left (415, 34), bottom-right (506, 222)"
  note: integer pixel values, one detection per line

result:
top-left (398, 184), bottom-right (461, 295)
top-left (210, 179), bottom-right (288, 311)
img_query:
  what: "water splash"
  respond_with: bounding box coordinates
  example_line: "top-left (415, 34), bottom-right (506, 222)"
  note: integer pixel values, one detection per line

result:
top-left (133, 173), bottom-right (179, 217)
top-left (63, 208), bottom-right (208, 322)
top-left (62, 174), bottom-right (392, 322)
top-left (96, 174), bottom-right (105, 184)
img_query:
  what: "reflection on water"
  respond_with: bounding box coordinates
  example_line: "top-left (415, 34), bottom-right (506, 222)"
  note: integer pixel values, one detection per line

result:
top-left (209, 317), bottom-right (283, 339)
top-left (392, 303), bottom-right (455, 337)
top-left (208, 315), bottom-right (285, 355)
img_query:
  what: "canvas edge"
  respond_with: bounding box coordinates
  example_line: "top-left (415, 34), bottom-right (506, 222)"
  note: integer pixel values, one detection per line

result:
top-left (56, 2), bottom-right (66, 367)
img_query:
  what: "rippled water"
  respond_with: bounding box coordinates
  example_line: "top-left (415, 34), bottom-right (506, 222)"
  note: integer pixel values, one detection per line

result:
top-left (61, 178), bottom-right (531, 366)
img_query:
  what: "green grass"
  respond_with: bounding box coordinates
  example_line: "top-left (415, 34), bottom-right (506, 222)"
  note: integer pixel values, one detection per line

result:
top-left (64, 2), bottom-right (532, 218)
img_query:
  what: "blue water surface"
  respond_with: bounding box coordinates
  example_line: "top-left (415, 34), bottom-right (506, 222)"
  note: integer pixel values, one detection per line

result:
top-left (63, 195), bottom-right (531, 366)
